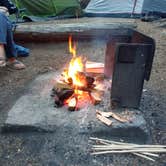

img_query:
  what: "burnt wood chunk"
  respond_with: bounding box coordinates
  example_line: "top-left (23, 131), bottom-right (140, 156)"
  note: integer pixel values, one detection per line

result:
top-left (54, 89), bottom-right (74, 108)
top-left (52, 82), bottom-right (74, 107)
top-left (53, 82), bottom-right (72, 92)
top-left (54, 95), bottom-right (63, 108)
top-left (86, 76), bottom-right (95, 88)
top-left (59, 89), bottom-right (74, 102)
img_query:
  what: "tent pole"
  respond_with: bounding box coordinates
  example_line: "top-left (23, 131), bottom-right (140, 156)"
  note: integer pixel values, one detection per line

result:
top-left (132, 0), bottom-right (137, 16)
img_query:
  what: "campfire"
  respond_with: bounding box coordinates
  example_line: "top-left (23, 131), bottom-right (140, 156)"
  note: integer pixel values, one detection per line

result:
top-left (51, 35), bottom-right (108, 111)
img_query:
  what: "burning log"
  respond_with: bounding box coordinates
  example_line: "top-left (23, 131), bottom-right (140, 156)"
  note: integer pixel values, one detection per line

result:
top-left (90, 91), bottom-right (102, 104)
top-left (86, 75), bottom-right (95, 88)
top-left (53, 81), bottom-right (73, 91)
top-left (67, 77), bottom-right (73, 85)
top-left (54, 89), bottom-right (74, 107)
top-left (51, 36), bottom-right (106, 111)
top-left (95, 75), bottom-right (105, 82)
top-left (62, 71), bottom-right (95, 89)
top-left (53, 80), bottom-right (96, 93)
top-left (59, 89), bottom-right (74, 102)
top-left (51, 81), bottom-right (74, 107)
top-left (74, 71), bottom-right (95, 89)
top-left (67, 97), bottom-right (77, 111)
top-left (52, 78), bottom-right (104, 109)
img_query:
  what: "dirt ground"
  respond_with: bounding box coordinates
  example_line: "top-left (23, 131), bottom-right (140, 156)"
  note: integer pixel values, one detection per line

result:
top-left (0, 18), bottom-right (166, 166)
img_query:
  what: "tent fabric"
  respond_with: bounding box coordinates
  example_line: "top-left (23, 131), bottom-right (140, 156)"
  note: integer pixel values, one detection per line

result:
top-left (85, 0), bottom-right (144, 15)
top-left (84, 0), bottom-right (166, 17)
top-left (12, 0), bottom-right (82, 17)
top-left (142, 0), bottom-right (166, 14)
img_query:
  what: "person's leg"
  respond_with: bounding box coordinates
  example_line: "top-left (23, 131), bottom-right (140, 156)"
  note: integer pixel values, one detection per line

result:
top-left (0, 13), bottom-right (25, 69)
top-left (5, 17), bottom-right (26, 69)
top-left (3, 16), bottom-right (17, 59)
top-left (0, 13), bottom-right (7, 67)
top-left (0, 44), bottom-right (6, 67)
top-left (0, 44), bottom-right (5, 58)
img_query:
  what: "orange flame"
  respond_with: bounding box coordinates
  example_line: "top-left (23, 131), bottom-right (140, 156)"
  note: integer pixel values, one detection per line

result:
top-left (67, 97), bottom-right (77, 108)
top-left (66, 36), bottom-right (86, 87)
top-left (69, 35), bottom-right (76, 57)
top-left (63, 35), bottom-right (95, 110)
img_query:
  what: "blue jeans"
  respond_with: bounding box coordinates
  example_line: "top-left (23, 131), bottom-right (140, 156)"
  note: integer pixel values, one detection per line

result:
top-left (0, 12), bottom-right (17, 59)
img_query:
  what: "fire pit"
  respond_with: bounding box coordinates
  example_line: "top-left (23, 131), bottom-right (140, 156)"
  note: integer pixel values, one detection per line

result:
top-left (51, 35), bottom-right (110, 111)
top-left (3, 26), bottom-right (155, 142)
top-left (50, 29), bottom-right (155, 111)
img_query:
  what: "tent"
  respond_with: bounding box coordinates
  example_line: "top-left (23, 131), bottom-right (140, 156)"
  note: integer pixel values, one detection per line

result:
top-left (12, 0), bottom-right (82, 19)
top-left (142, 0), bottom-right (166, 17)
top-left (84, 0), bottom-right (166, 18)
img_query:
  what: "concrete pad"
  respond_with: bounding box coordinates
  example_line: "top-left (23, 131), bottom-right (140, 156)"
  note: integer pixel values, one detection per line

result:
top-left (3, 72), bottom-right (150, 142)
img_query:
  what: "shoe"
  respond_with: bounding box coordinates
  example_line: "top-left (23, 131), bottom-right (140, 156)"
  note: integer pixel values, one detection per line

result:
top-left (15, 44), bottom-right (30, 57)
top-left (6, 59), bottom-right (26, 70)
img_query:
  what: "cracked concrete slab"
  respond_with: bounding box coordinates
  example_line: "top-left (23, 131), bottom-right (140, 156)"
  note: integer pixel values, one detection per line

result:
top-left (3, 72), bottom-right (150, 143)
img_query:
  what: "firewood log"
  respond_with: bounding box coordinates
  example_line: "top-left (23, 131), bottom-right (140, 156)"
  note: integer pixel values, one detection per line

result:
top-left (53, 81), bottom-right (73, 92)
top-left (59, 89), bottom-right (74, 103)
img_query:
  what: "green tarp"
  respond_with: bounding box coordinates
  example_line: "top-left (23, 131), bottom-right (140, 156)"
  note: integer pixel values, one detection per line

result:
top-left (12, 0), bottom-right (82, 17)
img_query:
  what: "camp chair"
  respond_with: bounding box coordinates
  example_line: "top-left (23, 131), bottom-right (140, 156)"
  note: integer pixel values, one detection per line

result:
top-left (12, 8), bottom-right (26, 32)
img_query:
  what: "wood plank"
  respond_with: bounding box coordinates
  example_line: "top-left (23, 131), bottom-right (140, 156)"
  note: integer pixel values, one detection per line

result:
top-left (96, 113), bottom-right (113, 126)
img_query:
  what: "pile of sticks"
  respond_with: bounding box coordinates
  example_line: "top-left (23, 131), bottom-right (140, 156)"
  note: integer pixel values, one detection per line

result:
top-left (90, 137), bottom-right (166, 162)
top-left (96, 110), bottom-right (130, 126)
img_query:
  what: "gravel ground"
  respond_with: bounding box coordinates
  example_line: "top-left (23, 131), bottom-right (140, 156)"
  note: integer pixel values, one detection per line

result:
top-left (0, 18), bottom-right (166, 166)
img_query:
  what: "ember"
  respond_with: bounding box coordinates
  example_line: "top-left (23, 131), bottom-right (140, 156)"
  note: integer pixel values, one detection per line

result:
top-left (51, 35), bottom-right (107, 111)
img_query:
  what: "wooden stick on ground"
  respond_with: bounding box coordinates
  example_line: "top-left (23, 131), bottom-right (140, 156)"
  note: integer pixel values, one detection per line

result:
top-left (89, 137), bottom-right (166, 162)
top-left (96, 113), bottom-right (113, 126)
top-left (132, 152), bottom-right (156, 162)
top-left (90, 137), bottom-right (166, 148)
top-left (96, 110), bottom-right (129, 123)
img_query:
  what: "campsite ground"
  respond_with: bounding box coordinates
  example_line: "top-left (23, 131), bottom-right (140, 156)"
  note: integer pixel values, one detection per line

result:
top-left (0, 18), bottom-right (166, 166)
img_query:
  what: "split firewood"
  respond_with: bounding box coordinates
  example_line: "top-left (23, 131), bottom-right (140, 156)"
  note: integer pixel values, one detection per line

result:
top-left (54, 89), bottom-right (74, 108)
top-left (86, 61), bottom-right (104, 68)
top-left (96, 113), bottom-right (113, 126)
top-left (86, 75), bottom-right (95, 88)
top-left (75, 71), bottom-right (95, 89)
top-left (86, 61), bottom-right (104, 74)
top-left (53, 81), bottom-right (73, 91)
top-left (59, 89), bottom-right (74, 102)
top-left (109, 112), bottom-right (130, 123)
top-left (95, 75), bottom-right (105, 82)
top-left (91, 91), bottom-right (102, 105)
top-left (53, 80), bottom-right (95, 94)
top-left (86, 68), bottom-right (104, 74)
top-left (96, 110), bottom-right (129, 123)
top-left (91, 86), bottom-right (104, 94)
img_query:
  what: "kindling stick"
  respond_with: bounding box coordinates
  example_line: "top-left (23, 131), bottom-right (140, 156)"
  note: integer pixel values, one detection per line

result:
top-left (96, 114), bottom-right (113, 126)
top-left (90, 137), bottom-right (166, 162)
